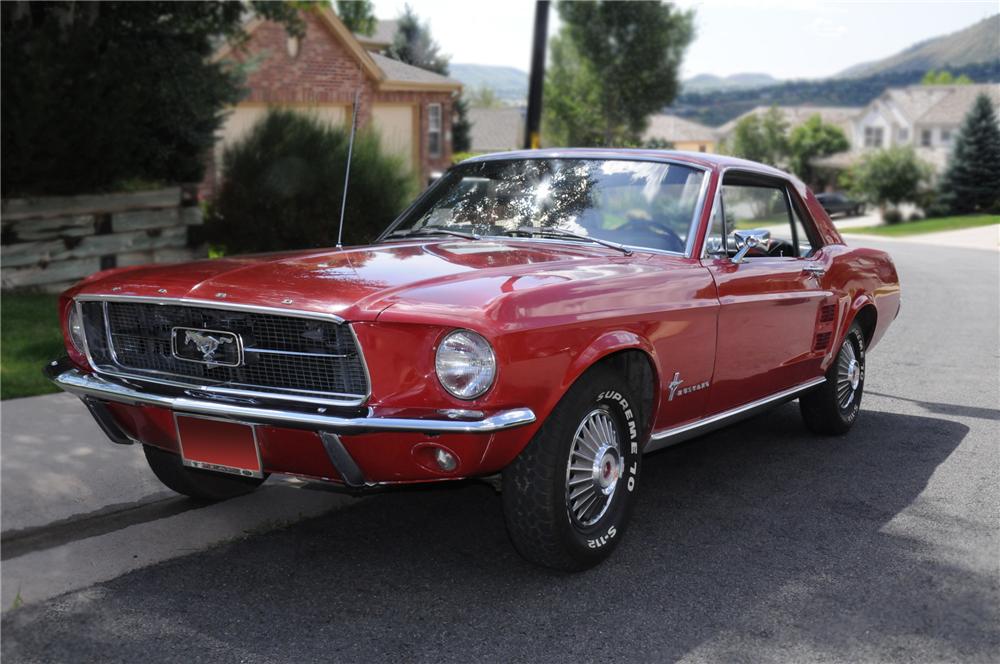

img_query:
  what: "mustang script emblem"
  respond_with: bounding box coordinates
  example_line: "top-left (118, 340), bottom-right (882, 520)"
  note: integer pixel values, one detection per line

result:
top-left (668, 371), bottom-right (709, 401)
top-left (171, 327), bottom-right (242, 367)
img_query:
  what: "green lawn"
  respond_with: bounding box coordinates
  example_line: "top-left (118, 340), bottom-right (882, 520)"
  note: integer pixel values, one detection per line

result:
top-left (1, 292), bottom-right (64, 400)
top-left (846, 214), bottom-right (1000, 237)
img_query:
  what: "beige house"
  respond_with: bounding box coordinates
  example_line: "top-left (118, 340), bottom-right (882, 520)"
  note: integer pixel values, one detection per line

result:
top-left (643, 114), bottom-right (718, 152)
top-left (818, 83), bottom-right (1000, 173)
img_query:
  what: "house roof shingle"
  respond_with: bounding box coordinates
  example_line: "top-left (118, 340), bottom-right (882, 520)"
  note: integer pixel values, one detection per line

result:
top-left (643, 114), bottom-right (717, 143)
top-left (369, 52), bottom-right (461, 87)
top-left (902, 84), bottom-right (1000, 125)
top-left (355, 19), bottom-right (399, 49)
top-left (468, 107), bottom-right (525, 152)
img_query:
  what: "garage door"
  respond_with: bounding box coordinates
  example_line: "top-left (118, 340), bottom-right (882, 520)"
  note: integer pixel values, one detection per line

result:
top-left (371, 104), bottom-right (416, 171)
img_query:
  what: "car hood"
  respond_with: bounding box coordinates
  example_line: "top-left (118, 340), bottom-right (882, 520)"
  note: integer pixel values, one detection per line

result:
top-left (72, 239), bottom-right (658, 322)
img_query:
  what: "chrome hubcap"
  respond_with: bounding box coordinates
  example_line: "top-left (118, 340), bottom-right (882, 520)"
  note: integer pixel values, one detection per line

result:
top-left (566, 409), bottom-right (621, 527)
top-left (836, 340), bottom-right (861, 409)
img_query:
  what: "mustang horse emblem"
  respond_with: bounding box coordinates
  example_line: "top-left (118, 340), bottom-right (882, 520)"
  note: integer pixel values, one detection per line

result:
top-left (184, 330), bottom-right (233, 363)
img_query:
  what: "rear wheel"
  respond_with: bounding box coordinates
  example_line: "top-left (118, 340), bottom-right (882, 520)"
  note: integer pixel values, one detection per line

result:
top-left (144, 445), bottom-right (265, 502)
top-left (800, 322), bottom-right (866, 435)
top-left (502, 367), bottom-right (643, 571)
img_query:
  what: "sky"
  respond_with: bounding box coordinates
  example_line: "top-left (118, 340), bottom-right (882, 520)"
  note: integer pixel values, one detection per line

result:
top-left (369, 0), bottom-right (998, 80)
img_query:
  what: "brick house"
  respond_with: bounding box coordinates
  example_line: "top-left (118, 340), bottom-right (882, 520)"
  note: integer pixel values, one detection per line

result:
top-left (207, 7), bottom-right (461, 192)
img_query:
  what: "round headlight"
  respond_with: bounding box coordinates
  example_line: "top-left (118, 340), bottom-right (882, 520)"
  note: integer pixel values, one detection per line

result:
top-left (435, 330), bottom-right (496, 400)
top-left (67, 304), bottom-right (87, 354)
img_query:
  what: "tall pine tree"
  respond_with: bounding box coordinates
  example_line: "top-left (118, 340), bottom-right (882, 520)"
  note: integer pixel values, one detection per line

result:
top-left (938, 94), bottom-right (1000, 214)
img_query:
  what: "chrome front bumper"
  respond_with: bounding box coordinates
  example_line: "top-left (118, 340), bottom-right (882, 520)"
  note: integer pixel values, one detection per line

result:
top-left (44, 359), bottom-right (536, 435)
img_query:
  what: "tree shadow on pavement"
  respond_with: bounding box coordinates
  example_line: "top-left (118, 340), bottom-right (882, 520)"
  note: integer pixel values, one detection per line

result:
top-left (3, 405), bottom-right (993, 663)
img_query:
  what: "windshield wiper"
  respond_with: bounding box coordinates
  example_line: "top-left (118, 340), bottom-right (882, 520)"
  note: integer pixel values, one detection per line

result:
top-left (505, 226), bottom-right (633, 256)
top-left (387, 227), bottom-right (480, 241)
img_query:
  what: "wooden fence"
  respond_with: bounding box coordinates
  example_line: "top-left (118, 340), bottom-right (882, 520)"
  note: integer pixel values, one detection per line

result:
top-left (1, 187), bottom-right (204, 292)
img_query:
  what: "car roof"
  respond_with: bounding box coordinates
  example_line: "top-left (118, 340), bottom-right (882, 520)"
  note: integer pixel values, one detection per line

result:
top-left (461, 148), bottom-right (795, 181)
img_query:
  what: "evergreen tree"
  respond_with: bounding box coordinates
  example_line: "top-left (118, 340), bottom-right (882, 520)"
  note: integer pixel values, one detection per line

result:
top-left (938, 94), bottom-right (1000, 214)
top-left (452, 95), bottom-right (471, 153)
top-left (1, 1), bottom-right (306, 196)
top-left (387, 6), bottom-right (448, 74)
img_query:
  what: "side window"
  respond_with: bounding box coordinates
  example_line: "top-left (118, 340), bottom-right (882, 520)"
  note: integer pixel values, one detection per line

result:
top-left (718, 180), bottom-right (818, 259)
top-left (427, 104), bottom-right (442, 158)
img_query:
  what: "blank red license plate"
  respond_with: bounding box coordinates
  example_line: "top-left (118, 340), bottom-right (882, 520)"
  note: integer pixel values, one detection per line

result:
top-left (175, 415), bottom-right (263, 478)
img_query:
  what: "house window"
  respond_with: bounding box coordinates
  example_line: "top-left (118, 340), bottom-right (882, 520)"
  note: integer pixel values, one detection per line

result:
top-left (698, 144), bottom-right (707, 152)
top-left (941, 128), bottom-right (952, 143)
top-left (864, 127), bottom-right (884, 148)
top-left (898, 128), bottom-right (909, 143)
top-left (427, 103), bottom-right (442, 158)
top-left (921, 129), bottom-right (932, 147)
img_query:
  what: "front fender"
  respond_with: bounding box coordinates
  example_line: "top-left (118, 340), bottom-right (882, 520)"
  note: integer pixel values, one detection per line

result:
top-left (561, 330), bottom-right (660, 398)
top-left (477, 328), bottom-right (660, 474)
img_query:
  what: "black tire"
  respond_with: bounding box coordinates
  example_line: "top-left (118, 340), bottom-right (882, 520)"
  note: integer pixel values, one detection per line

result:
top-left (502, 366), bottom-right (643, 571)
top-left (800, 322), bottom-right (866, 435)
top-left (143, 444), bottom-right (266, 502)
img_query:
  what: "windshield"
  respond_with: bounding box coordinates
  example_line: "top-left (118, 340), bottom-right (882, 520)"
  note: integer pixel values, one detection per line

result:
top-left (388, 159), bottom-right (707, 254)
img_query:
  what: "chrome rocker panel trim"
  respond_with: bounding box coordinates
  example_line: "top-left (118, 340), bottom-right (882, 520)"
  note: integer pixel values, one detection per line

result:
top-left (45, 360), bottom-right (537, 435)
top-left (645, 376), bottom-right (827, 453)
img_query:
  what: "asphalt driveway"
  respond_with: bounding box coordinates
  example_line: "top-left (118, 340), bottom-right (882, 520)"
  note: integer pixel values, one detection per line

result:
top-left (2, 237), bottom-right (998, 663)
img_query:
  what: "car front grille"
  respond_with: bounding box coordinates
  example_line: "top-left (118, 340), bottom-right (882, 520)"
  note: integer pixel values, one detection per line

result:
top-left (79, 300), bottom-right (369, 404)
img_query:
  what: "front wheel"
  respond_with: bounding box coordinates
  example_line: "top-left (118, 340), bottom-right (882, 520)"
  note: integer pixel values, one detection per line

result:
top-left (144, 445), bottom-right (266, 502)
top-left (800, 322), bottom-right (866, 435)
top-left (502, 366), bottom-right (644, 571)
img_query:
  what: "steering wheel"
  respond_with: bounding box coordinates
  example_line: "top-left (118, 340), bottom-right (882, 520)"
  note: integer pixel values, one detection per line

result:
top-left (616, 219), bottom-right (686, 253)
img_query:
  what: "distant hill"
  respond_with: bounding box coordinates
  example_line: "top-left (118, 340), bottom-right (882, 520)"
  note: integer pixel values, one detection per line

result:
top-left (683, 72), bottom-right (780, 93)
top-left (450, 64), bottom-right (528, 103)
top-left (672, 60), bottom-right (1000, 126)
top-left (837, 14), bottom-right (1000, 78)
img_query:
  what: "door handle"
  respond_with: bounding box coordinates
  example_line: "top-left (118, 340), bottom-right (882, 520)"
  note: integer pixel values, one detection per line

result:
top-left (803, 265), bottom-right (826, 278)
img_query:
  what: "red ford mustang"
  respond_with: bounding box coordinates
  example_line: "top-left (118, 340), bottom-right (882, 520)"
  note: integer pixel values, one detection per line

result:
top-left (47, 149), bottom-right (900, 570)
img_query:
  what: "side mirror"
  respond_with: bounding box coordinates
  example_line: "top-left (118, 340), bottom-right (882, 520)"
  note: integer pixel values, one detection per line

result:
top-left (731, 229), bottom-right (771, 264)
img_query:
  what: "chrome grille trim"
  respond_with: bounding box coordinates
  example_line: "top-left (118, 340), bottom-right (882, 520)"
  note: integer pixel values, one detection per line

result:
top-left (74, 295), bottom-right (371, 407)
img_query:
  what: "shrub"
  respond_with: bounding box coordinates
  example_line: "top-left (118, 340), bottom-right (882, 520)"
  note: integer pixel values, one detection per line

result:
top-left (882, 208), bottom-right (904, 225)
top-left (848, 146), bottom-right (932, 212)
top-left (205, 110), bottom-right (415, 253)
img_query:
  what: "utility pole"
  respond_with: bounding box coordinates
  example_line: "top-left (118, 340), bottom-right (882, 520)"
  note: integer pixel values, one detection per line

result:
top-left (523, 0), bottom-right (550, 150)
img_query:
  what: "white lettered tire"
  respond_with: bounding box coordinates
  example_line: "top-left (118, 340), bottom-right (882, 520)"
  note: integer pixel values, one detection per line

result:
top-left (502, 366), bottom-right (643, 571)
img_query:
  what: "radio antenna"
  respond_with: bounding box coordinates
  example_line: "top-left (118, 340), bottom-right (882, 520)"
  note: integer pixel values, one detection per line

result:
top-left (336, 90), bottom-right (360, 249)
